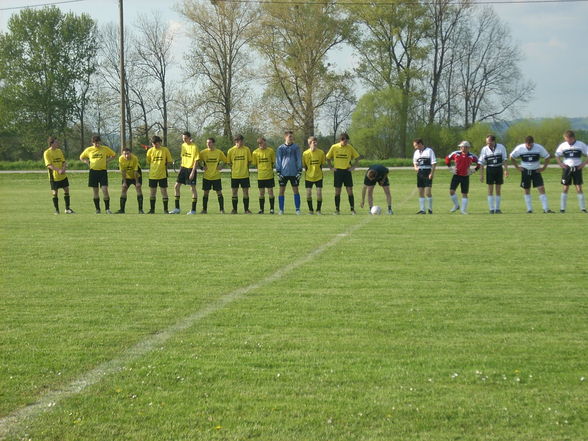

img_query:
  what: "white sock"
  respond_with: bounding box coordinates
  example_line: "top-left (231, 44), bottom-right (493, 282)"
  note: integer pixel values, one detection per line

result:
top-left (427, 197), bottom-right (433, 211)
top-left (450, 194), bottom-right (459, 207)
top-left (487, 195), bottom-right (494, 210)
top-left (524, 194), bottom-right (533, 211)
top-left (539, 193), bottom-right (549, 211)
top-left (462, 198), bottom-right (469, 212)
top-left (560, 193), bottom-right (568, 211)
top-left (419, 197), bottom-right (425, 211)
top-left (495, 196), bottom-right (501, 210)
top-left (578, 193), bottom-right (586, 210)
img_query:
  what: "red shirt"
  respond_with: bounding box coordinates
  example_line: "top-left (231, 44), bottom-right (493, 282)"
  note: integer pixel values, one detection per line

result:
top-left (445, 151), bottom-right (479, 176)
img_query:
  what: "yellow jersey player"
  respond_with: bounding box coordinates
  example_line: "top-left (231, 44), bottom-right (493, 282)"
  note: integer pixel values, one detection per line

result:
top-left (199, 137), bottom-right (227, 213)
top-left (170, 131), bottom-right (200, 215)
top-left (302, 136), bottom-right (326, 214)
top-left (117, 148), bottom-right (143, 214)
top-left (80, 135), bottom-right (116, 214)
top-left (226, 134), bottom-right (253, 214)
top-left (326, 132), bottom-right (360, 214)
top-left (252, 137), bottom-right (276, 214)
top-left (146, 135), bottom-right (173, 214)
top-left (44, 136), bottom-right (74, 214)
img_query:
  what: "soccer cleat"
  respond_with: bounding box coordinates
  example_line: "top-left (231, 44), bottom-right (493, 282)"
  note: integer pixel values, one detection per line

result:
top-left (544, 209), bottom-right (554, 213)
top-left (489, 210), bottom-right (495, 214)
top-left (278, 210), bottom-right (284, 215)
top-left (257, 210), bottom-right (264, 214)
top-left (115, 210), bottom-right (125, 214)
top-left (105, 209), bottom-right (112, 214)
top-left (245, 210), bottom-right (253, 214)
top-left (200, 209), bottom-right (207, 214)
top-left (95, 209), bottom-right (101, 214)
top-left (388, 209), bottom-right (394, 215)
top-left (582, 209), bottom-right (587, 213)
top-left (416, 210), bottom-right (426, 215)
top-left (269, 209), bottom-right (274, 214)
top-left (494, 209), bottom-right (503, 214)
top-left (316, 211), bottom-right (322, 215)
top-left (427, 209), bottom-right (432, 214)
top-left (220, 210), bottom-right (225, 214)
top-left (333, 210), bottom-right (340, 215)
top-left (460, 210), bottom-right (468, 215)
top-left (147, 210), bottom-right (155, 214)
top-left (308, 210), bottom-right (315, 215)
top-left (527, 210), bottom-right (533, 214)
top-left (169, 208), bottom-right (181, 214)
top-left (54, 210), bottom-right (60, 215)
top-left (65, 208), bottom-right (75, 214)
top-left (450, 205), bottom-right (460, 213)
top-left (139, 209), bottom-right (145, 214)
top-left (186, 210), bottom-right (196, 215)
top-left (231, 209), bottom-right (238, 214)
top-left (350, 210), bottom-right (356, 215)
top-left (560, 209), bottom-right (565, 213)
top-left (296, 210), bottom-right (301, 215)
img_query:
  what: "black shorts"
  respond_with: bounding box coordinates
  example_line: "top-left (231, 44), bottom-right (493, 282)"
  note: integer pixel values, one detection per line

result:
top-left (561, 167), bottom-right (583, 186)
top-left (203, 178), bottom-right (222, 191)
top-left (231, 177), bottom-right (250, 189)
top-left (50, 178), bottom-right (70, 191)
top-left (258, 178), bottom-right (275, 188)
top-left (88, 169), bottom-right (108, 188)
top-left (520, 169), bottom-right (544, 189)
top-left (177, 167), bottom-right (196, 185)
top-left (334, 169), bottom-right (353, 188)
top-left (278, 175), bottom-right (300, 187)
top-left (485, 167), bottom-right (504, 185)
top-left (450, 175), bottom-right (470, 194)
top-left (122, 176), bottom-right (142, 187)
top-left (417, 169), bottom-right (433, 188)
top-left (305, 179), bottom-right (323, 189)
top-left (364, 174), bottom-right (389, 187)
top-left (149, 178), bottom-right (168, 188)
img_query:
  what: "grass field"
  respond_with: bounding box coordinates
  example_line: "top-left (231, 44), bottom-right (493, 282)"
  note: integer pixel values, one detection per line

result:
top-left (0, 169), bottom-right (587, 440)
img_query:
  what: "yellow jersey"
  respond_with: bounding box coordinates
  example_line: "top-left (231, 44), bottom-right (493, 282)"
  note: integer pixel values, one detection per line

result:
top-left (199, 148), bottom-right (227, 180)
top-left (44, 147), bottom-right (67, 182)
top-left (180, 142), bottom-right (200, 169)
top-left (119, 154), bottom-right (141, 180)
top-left (146, 146), bottom-right (172, 179)
top-left (326, 142), bottom-right (359, 170)
top-left (80, 145), bottom-right (116, 170)
top-left (226, 145), bottom-right (252, 179)
top-left (303, 148), bottom-right (326, 182)
top-left (252, 147), bottom-right (275, 180)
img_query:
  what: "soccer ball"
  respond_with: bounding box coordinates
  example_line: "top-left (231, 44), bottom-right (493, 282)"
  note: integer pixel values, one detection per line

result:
top-left (370, 205), bottom-right (382, 215)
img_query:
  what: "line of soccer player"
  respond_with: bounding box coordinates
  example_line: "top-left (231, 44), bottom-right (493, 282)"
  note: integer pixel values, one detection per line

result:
top-left (43, 130), bottom-right (587, 215)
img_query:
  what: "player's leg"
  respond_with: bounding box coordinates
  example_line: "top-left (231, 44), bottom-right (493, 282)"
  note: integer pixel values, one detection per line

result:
top-left (51, 187), bottom-right (60, 213)
top-left (576, 184), bottom-right (586, 212)
top-left (201, 188), bottom-right (210, 213)
top-left (243, 183), bottom-right (251, 214)
top-left (258, 186), bottom-right (266, 214)
top-left (160, 183), bottom-right (169, 213)
top-left (292, 179), bottom-right (301, 214)
top-left (136, 182), bottom-right (144, 213)
top-left (417, 184), bottom-right (426, 214)
top-left (382, 185), bottom-right (393, 214)
top-left (367, 185), bottom-right (374, 209)
top-left (460, 177), bottom-right (470, 214)
top-left (92, 186), bottom-right (101, 213)
top-left (172, 180), bottom-right (182, 214)
top-left (118, 180), bottom-right (129, 213)
top-left (316, 186), bottom-right (323, 214)
top-left (188, 184), bottom-right (198, 214)
top-left (148, 180), bottom-right (157, 213)
top-left (278, 176), bottom-right (287, 214)
top-left (306, 184), bottom-right (314, 213)
top-left (268, 186), bottom-right (275, 214)
top-left (449, 176), bottom-right (459, 212)
top-left (535, 172), bottom-right (552, 213)
top-left (560, 183), bottom-right (570, 212)
top-left (231, 182), bottom-right (239, 214)
top-left (63, 184), bottom-right (73, 213)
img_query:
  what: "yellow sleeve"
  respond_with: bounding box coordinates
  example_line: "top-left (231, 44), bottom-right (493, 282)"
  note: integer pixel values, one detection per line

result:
top-left (326, 145), bottom-right (335, 160)
top-left (80, 147), bottom-right (89, 160)
top-left (43, 150), bottom-right (51, 167)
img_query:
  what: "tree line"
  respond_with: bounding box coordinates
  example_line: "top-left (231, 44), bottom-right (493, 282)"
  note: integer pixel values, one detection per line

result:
top-left (0, 1), bottom-right (540, 161)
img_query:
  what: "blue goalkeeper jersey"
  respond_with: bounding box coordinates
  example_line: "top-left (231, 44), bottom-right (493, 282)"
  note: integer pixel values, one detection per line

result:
top-left (275, 143), bottom-right (302, 177)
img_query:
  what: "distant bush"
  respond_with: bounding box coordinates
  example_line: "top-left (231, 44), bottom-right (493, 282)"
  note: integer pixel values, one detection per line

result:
top-left (358, 158), bottom-right (413, 167)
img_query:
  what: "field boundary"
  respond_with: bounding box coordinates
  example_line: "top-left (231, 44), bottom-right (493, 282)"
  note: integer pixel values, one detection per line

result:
top-left (0, 216), bottom-right (373, 439)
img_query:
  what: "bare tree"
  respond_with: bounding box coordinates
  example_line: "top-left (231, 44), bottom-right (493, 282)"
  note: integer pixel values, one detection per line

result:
top-left (179, 0), bottom-right (258, 142)
top-left (323, 78), bottom-right (356, 143)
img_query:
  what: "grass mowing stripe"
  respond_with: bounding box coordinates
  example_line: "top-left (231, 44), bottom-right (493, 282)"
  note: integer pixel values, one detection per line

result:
top-left (0, 215), bottom-right (373, 440)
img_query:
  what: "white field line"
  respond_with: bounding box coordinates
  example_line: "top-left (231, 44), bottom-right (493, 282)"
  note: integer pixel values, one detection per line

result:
top-left (0, 216), bottom-right (373, 439)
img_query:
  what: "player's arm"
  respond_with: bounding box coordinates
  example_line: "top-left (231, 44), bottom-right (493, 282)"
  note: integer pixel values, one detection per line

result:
top-left (554, 153), bottom-right (566, 169)
top-left (540, 156), bottom-right (550, 172)
top-left (189, 158), bottom-right (199, 180)
top-left (429, 163), bottom-right (436, 180)
top-left (445, 154), bottom-right (455, 174)
top-left (80, 150), bottom-right (90, 166)
top-left (510, 154), bottom-right (521, 171)
top-left (348, 156), bottom-right (359, 172)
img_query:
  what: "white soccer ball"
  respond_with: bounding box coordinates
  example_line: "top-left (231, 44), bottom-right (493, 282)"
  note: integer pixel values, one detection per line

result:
top-left (370, 205), bottom-right (382, 215)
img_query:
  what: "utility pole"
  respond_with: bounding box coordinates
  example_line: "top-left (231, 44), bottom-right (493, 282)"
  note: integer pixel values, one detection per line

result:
top-left (119, 0), bottom-right (126, 150)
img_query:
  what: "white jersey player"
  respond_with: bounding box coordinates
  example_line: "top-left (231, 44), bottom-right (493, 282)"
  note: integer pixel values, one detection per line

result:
top-left (554, 130), bottom-right (588, 213)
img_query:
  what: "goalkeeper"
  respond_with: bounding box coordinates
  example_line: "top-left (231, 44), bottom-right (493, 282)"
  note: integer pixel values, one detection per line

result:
top-left (275, 130), bottom-right (303, 215)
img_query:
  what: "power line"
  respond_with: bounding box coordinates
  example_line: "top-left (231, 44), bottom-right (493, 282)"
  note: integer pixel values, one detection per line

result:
top-left (0, 0), bottom-right (86, 12)
top-left (208, 0), bottom-right (588, 4)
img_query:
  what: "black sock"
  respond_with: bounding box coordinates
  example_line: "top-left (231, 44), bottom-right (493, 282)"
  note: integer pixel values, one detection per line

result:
top-left (244, 197), bottom-right (249, 211)
top-left (307, 198), bottom-right (313, 211)
top-left (192, 198), bottom-right (197, 211)
top-left (52, 197), bottom-right (59, 211)
top-left (269, 197), bottom-right (275, 210)
top-left (93, 198), bottom-right (100, 210)
top-left (163, 198), bottom-right (169, 212)
top-left (175, 197), bottom-right (180, 209)
top-left (203, 195), bottom-right (209, 210)
top-left (104, 198), bottom-right (110, 210)
top-left (120, 197), bottom-right (127, 211)
top-left (150, 198), bottom-right (156, 211)
top-left (259, 198), bottom-right (265, 211)
top-left (335, 195), bottom-right (341, 211)
top-left (232, 197), bottom-right (238, 211)
top-left (218, 195), bottom-right (224, 211)
top-left (64, 194), bottom-right (70, 210)
top-left (348, 195), bottom-right (354, 210)
top-left (317, 199), bottom-right (322, 212)
top-left (137, 195), bottom-right (143, 211)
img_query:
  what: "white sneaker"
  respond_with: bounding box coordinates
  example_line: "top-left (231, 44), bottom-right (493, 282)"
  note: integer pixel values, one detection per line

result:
top-left (169, 208), bottom-right (181, 214)
top-left (105, 209), bottom-right (112, 214)
top-left (278, 210), bottom-right (284, 215)
top-left (296, 210), bottom-right (301, 215)
top-left (388, 209), bottom-right (393, 215)
top-left (65, 209), bottom-right (75, 214)
top-left (450, 205), bottom-right (460, 213)
top-left (460, 210), bottom-right (468, 215)
top-left (186, 210), bottom-right (196, 215)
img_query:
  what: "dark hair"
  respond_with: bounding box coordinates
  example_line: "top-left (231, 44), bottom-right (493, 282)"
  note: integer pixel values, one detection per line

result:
top-left (308, 136), bottom-right (318, 143)
top-left (122, 147), bottom-right (132, 153)
top-left (207, 137), bottom-right (216, 143)
top-left (233, 134), bottom-right (244, 142)
top-left (151, 135), bottom-right (162, 144)
top-left (486, 134), bottom-right (496, 142)
top-left (340, 132), bottom-right (350, 141)
top-left (367, 169), bottom-right (377, 180)
top-left (47, 136), bottom-right (57, 147)
top-left (413, 138), bottom-right (423, 145)
top-left (257, 137), bottom-right (266, 144)
top-left (525, 136), bottom-right (534, 144)
top-left (564, 130), bottom-right (575, 138)
top-left (92, 135), bottom-right (101, 143)
top-left (183, 131), bottom-right (191, 138)
top-left (284, 130), bottom-right (294, 136)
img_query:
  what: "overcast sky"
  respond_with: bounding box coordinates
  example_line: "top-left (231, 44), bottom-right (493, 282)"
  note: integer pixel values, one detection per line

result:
top-left (1, 0), bottom-right (587, 119)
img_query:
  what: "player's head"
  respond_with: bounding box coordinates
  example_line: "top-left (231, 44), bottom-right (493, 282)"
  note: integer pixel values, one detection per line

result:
top-left (151, 135), bottom-right (162, 147)
top-left (206, 137), bottom-right (215, 149)
top-left (525, 136), bottom-right (534, 148)
top-left (339, 133), bottom-right (350, 145)
top-left (486, 134), bottom-right (496, 147)
top-left (233, 134), bottom-right (244, 146)
top-left (367, 169), bottom-right (377, 180)
top-left (458, 140), bottom-right (471, 151)
top-left (257, 137), bottom-right (266, 148)
top-left (48, 136), bottom-right (59, 148)
top-left (564, 130), bottom-right (576, 144)
top-left (182, 131), bottom-right (192, 143)
top-left (284, 130), bottom-right (294, 145)
top-left (92, 135), bottom-right (101, 146)
top-left (412, 138), bottom-right (424, 150)
top-left (308, 136), bottom-right (318, 149)
top-left (122, 147), bottom-right (132, 160)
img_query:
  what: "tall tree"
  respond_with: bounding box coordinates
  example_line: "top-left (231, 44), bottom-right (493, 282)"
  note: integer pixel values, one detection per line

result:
top-left (253, 0), bottom-right (351, 141)
top-left (0, 7), bottom-right (98, 158)
top-left (180, 0), bottom-right (258, 142)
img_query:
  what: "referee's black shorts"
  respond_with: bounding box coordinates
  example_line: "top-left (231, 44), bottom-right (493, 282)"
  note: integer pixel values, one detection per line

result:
top-left (334, 169), bottom-right (353, 188)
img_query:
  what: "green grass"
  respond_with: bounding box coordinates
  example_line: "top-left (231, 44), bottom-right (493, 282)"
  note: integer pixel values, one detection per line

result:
top-left (0, 169), bottom-right (587, 440)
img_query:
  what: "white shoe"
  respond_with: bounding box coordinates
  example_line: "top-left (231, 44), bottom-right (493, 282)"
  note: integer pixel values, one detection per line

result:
top-left (460, 210), bottom-right (468, 215)
top-left (278, 210), bottom-right (284, 215)
top-left (296, 210), bottom-right (301, 215)
top-left (450, 205), bottom-right (460, 213)
top-left (169, 208), bottom-right (181, 214)
top-left (388, 209), bottom-right (393, 215)
top-left (65, 209), bottom-right (75, 214)
top-left (105, 209), bottom-right (112, 214)
top-left (186, 210), bottom-right (196, 215)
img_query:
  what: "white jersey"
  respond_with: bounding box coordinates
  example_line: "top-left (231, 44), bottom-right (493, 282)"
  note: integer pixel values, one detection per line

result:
top-left (413, 147), bottom-right (437, 170)
top-left (479, 143), bottom-right (508, 167)
top-left (555, 140), bottom-right (588, 167)
top-left (510, 143), bottom-right (550, 171)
